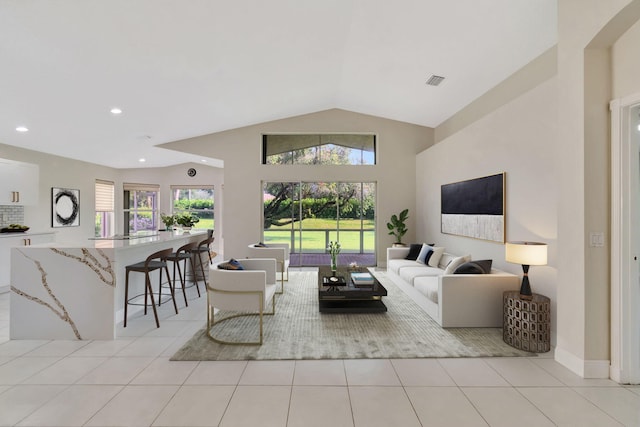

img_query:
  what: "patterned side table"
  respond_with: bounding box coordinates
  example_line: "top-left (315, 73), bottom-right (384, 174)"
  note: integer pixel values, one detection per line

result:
top-left (503, 291), bottom-right (551, 353)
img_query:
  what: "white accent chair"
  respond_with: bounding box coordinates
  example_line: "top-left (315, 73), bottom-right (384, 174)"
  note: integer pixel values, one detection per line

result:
top-left (248, 243), bottom-right (290, 293)
top-left (207, 258), bottom-right (277, 345)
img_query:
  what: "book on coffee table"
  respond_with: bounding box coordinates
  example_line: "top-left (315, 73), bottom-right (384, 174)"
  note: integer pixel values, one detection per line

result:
top-left (351, 272), bottom-right (375, 287)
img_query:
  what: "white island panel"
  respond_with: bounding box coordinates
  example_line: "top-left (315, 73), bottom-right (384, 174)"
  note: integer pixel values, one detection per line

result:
top-left (10, 230), bottom-right (207, 340)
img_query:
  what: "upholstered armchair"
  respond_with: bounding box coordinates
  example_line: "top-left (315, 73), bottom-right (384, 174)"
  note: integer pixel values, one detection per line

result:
top-left (207, 258), bottom-right (277, 345)
top-left (248, 243), bottom-right (290, 293)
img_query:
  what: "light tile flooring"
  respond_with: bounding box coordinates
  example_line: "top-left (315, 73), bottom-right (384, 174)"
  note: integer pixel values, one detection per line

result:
top-left (1, 281), bottom-right (639, 426)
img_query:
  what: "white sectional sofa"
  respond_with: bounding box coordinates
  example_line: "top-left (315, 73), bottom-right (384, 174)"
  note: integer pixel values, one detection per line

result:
top-left (386, 246), bottom-right (519, 327)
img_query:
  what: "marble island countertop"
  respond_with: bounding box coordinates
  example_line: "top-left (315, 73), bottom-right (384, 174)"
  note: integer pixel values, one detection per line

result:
top-left (0, 230), bottom-right (55, 238)
top-left (10, 229), bottom-right (210, 340)
top-left (19, 229), bottom-right (207, 249)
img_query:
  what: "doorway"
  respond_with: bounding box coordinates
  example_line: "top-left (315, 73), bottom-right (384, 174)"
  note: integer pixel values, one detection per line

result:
top-left (610, 96), bottom-right (640, 384)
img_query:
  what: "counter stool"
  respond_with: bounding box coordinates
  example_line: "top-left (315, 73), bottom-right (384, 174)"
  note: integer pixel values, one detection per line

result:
top-left (124, 248), bottom-right (178, 328)
top-left (188, 236), bottom-right (215, 286)
top-left (163, 241), bottom-right (201, 306)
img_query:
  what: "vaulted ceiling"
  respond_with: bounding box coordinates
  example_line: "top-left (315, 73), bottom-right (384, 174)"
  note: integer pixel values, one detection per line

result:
top-left (0, 0), bottom-right (557, 168)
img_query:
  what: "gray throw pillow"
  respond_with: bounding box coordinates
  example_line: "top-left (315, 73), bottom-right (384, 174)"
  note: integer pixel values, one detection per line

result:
top-left (454, 259), bottom-right (492, 274)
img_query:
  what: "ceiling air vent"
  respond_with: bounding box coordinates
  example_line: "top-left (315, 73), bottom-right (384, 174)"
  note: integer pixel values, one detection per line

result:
top-left (426, 75), bottom-right (445, 86)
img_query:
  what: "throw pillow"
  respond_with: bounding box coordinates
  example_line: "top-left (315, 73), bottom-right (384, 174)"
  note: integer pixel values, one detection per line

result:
top-left (416, 244), bottom-right (433, 265)
top-left (443, 255), bottom-right (471, 274)
top-left (454, 259), bottom-right (492, 274)
top-left (218, 258), bottom-right (244, 270)
top-left (404, 243), bottom-right (423, 260)
top-left (427, 246), bottom-right (445, 267)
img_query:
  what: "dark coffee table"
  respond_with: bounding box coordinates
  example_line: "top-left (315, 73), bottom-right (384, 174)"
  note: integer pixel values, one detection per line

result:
top-left (317, 266), bottom-right (387, 313)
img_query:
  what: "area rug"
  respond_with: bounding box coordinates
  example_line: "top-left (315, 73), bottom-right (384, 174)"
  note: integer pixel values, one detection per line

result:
top-left (171, 270), bottom-right (534, 361)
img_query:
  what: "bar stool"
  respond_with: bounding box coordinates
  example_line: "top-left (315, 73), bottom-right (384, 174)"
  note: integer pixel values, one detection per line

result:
top-left (123, 248), bottom-right (178, 328)
top-left (188, 236), bottom-right (215, 286)
top-left (163, 241), bottom-right (201, 306)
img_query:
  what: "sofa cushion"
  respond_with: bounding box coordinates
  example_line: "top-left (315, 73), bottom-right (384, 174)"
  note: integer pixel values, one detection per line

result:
top-left (443, 255), bottom-right (472, 274)
top-left (399, 266), bottom-right (443, 285)
top-left (454, 259), bottom-right (492, 274)
top-left (414, 276), bottom-right (439, 304)
top-left (405, 243), bottom-right (423, 260)
top-left (388, 259), bottom-right (422, 274)
top-left (427, 246), bottom-right (445, 267)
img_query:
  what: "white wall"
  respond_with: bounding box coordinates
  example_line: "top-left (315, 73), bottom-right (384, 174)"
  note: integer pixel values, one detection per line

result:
top-left (0, 143), bottom-right (119, 242)
top-left (612, 15), bottom-right (640, 98)
top-left (418, 78), bottom-right (558, 343)
top-left (555, 0), bottom-right (638, 377)
top-left (0, 143), bottom-right (224, 251)
top-left (160, 108), bottom-right (433, 263)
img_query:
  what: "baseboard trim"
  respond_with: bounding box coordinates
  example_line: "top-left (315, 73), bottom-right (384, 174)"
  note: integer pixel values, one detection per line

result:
top-left (555, 347), bottom-right (610, 378)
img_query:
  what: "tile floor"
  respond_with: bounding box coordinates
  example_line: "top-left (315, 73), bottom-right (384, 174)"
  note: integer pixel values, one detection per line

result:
top-left (0, 278), bottom-right (639, 426)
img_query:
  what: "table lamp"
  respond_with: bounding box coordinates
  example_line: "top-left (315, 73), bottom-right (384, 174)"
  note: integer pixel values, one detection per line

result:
top-left (505, 241), bottom-right (547, 300)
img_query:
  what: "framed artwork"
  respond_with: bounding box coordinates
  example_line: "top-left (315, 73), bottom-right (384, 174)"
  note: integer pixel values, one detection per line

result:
top-left (52, 187), bottom-right (80, 227)
top-left (440, 173), bottom-right (505, 243)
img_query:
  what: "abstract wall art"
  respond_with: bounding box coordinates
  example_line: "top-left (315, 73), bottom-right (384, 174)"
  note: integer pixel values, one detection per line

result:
top-left (52, 187), bottom-right (80, 227)
top-left (441, 173), bottom-right (505, 243)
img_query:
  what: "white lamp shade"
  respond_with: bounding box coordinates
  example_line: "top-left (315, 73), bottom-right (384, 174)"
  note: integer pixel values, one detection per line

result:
top-left (505, 241), bottom-right (547, 266)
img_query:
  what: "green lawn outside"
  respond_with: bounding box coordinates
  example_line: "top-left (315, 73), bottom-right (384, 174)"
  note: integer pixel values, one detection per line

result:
top-left (192, 219), bottom-right (214, 229)
top-left (264, 218), bottom-right (375, 252)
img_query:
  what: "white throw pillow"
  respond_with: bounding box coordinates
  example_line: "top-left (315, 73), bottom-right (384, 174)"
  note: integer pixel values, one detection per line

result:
top-left (427, 246), bottom-right (445, 267)
top-left (443, 255), bottom-right (471, 274)
top-left (416, 243), bottom-right (432, 265)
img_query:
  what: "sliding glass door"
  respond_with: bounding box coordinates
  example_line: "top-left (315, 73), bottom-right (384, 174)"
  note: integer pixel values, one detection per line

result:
top-left (262, 181), bottom-right (376, 266)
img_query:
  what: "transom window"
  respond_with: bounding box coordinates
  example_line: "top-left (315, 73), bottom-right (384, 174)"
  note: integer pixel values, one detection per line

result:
top-left (262, 134), bottom-right (376, 165)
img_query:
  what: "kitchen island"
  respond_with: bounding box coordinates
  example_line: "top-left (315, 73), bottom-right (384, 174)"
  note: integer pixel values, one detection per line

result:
top-left (10, 230), bottom-right (208, 340)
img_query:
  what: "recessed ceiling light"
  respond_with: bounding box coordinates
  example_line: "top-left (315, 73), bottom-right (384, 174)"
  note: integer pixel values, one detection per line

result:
top-left (16, 126), bottom-right (29, 132)
top-left (138, 158), bottom-right (146, 163)
top-left (110, 107), bottom-right (122, 115)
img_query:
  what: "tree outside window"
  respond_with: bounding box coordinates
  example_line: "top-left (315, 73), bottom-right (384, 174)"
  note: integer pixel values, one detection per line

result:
top-left (171, 186), bottom-right (214, 230)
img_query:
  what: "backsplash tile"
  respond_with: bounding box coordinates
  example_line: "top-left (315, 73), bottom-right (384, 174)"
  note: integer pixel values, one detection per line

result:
top-left (0, 205), bottom-right (25, 227)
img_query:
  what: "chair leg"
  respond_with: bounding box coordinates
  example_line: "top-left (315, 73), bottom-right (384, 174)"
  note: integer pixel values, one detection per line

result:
top-left (144, 273), bottom-right (149, 315)
top-left (164, 265), bottom-right (178, 314)
top-left (174, 258), bottom-right (188, 306)
top-left (145, 273), bottom-right (160, 328)
top-left (124, 270), bottom-right (130, 328)
top-left (276, 261), bottom-right (284, 294)
top-left (190, 255), bottom-right (202, 297)
top-left (197, 251), bottom-right (207, 286)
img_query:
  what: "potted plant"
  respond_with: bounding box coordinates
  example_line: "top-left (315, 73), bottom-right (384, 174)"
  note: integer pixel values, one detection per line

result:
top-left (386, 208), bottom-right (409, 246)
top-left (160, 213), bottom-right (176, 231)
top-left (175, 212), bottom-right (200, 231)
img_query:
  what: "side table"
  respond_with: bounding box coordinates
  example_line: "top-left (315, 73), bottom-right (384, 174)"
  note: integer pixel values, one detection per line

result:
top-left (503, 291), bottom-right (551, 353)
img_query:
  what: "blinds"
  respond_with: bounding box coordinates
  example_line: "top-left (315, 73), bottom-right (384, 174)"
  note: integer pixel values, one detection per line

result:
top-left (95, 179), bottom-right (114, 212)
top-left (123, 182), bottom-right (160, 192)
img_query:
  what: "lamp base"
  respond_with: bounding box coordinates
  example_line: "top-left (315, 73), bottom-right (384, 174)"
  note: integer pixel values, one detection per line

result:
top-left (519, 265), bottom-right (532, 300)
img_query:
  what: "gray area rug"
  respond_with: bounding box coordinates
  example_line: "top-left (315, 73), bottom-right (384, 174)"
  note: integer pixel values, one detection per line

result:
top-left (171, 270), bottom-right (534, 360)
